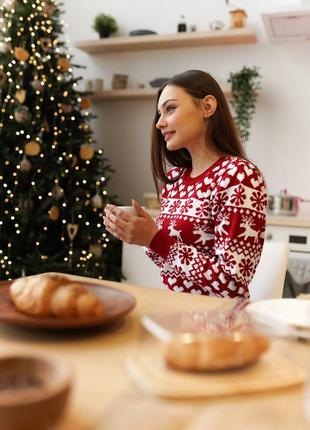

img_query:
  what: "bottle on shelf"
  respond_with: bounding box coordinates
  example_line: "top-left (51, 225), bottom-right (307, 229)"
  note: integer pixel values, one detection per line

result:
top-left (177, 15), bottom-right (187, 33)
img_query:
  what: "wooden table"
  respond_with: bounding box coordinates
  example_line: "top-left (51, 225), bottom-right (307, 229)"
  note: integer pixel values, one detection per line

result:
top-left (0, 276), bottom-right (309, 430)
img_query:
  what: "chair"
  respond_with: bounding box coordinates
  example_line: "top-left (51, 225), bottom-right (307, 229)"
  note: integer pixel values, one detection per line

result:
top-left (248, 241), bottom-right (289, 301)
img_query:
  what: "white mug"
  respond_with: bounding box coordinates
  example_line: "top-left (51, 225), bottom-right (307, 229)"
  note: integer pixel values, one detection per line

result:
top-left (118, 206), bottom-right (145, 215)
top-left (118, 206), bottom-right (136, 214)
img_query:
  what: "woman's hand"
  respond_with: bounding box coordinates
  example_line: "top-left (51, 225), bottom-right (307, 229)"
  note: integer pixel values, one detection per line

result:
top-left (104, 199), bottom-right (159, 246)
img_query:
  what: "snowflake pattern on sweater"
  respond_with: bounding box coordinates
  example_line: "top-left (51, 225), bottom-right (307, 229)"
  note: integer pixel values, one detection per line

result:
top-left (145, 156), bottom-right (267, 298)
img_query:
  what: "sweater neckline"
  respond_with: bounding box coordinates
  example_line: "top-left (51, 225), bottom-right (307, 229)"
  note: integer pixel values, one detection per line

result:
top-left (183, 156), bottom-right (226, 184)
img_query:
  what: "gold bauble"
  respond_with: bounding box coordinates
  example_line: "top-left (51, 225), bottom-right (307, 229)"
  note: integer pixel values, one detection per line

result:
top-left (60, 103), bottom-right (73, 114)
top-left (80, 98), bottom-right (92, 110)
top-left (14, 47), bottom-right (30, 62)
top-left (49, 206), bottom-right (60, 221)
top-left (57, 57), bottom-right (70, 72)
top-left (15, 89), bottom-right (26, 104)
top-left (0, 69), bottom-right (7, 88)
top-left (43, 3), bottom-right (56, 16)
top-left (79, 144), bottom-right (95, 160)
top-left (24, 141), bottom-right (41, 156)
top-left (31, 80), bottom-right (44, 92)
top-left (89, 244), bottom-right (103, 257)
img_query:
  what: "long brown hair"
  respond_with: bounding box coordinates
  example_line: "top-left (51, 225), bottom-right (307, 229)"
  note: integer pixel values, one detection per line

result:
top-left (151, 70), bottom-right (246, 196)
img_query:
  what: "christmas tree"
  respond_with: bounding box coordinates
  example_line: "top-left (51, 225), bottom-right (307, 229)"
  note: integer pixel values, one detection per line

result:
top-left (0, 0), bottom-right (122, 281)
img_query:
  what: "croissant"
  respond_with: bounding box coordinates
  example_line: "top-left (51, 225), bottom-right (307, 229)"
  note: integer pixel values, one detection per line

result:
top-left (10, 274), bottom-right (104, 318)
top-left (163, 332), bottom-right (270, 371)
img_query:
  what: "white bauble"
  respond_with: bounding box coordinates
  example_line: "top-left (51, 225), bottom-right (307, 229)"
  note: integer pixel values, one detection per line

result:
top-left (20, 156), bottom-right (31, 172)
top-left (91, 193), bottom-right (103, 208)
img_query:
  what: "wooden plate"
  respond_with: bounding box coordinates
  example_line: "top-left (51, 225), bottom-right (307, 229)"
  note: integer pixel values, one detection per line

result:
top-left (0, 280), bottom-right (136, 330)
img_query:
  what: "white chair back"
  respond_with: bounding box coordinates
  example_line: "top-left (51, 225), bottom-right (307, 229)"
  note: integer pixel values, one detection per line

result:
top-left (248, 241), bottom-right (289, 301)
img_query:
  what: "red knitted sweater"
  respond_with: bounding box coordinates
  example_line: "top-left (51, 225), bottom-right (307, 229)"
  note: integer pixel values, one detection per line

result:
top-left (146, 156), bottom-right (267, 298)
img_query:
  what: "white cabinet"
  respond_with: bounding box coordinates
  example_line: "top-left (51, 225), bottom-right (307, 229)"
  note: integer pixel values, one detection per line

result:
top-left (122, 216), bottom-right (310, 289)
top-left (122, 243), bottom-right (163, 289)
top-left (266, 216), bottom-right (310, 254)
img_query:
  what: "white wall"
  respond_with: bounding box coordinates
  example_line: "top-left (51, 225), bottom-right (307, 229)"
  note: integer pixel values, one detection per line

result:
top-left (62, 0), bottom-right (310, 212)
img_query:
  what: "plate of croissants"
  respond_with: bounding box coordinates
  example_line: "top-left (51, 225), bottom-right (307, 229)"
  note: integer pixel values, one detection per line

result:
top-left (0, 273), bottom-right (136, 329)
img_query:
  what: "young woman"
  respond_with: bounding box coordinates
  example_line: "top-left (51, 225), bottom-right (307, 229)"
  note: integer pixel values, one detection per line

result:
top-left (104, 70), bottom-right (267, 298)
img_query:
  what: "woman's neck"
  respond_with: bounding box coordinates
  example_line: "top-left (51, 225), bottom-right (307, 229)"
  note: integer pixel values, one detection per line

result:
top-left (189, 147), bottom-right (221, 178)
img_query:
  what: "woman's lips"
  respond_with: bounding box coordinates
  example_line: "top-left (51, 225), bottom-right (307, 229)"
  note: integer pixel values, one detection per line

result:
top-left (164, 131), bottom-right (175, 141)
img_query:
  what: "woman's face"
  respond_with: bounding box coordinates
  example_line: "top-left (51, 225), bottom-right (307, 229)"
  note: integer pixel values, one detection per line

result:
top-left (156, 85), bottom-right (207, 152)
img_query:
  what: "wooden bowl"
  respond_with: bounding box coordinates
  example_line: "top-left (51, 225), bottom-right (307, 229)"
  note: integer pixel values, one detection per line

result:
top-left (0, 354), bottom-right (72, 430)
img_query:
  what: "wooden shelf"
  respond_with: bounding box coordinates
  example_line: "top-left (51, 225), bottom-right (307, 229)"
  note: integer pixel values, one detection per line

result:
top-left (90, 88), bottom-right (157, 101)
top-left (75, 28), bottom-right (256, 54)
top-left (90, 87), bottom-right (231, 102)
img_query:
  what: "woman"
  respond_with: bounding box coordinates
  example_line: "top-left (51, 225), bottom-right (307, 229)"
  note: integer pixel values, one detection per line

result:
top-left (104, 70), bottom-right (267, 298)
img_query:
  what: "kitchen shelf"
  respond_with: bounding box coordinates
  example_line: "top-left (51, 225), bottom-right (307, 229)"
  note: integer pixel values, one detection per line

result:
top-left (90, 88), bottom-right (157, 101)
top-left (75, 28), bottom-right (257, 54)
top-left (90, 86), bottom-right (231, 102)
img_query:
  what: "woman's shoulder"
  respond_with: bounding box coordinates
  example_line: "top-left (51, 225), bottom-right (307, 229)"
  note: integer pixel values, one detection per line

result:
top-left (219, 156), bottom-right (262, 175)
top-left (166, 166), bottom-right (184, 180)
top-left (216, 156), bottom-right (266, 190)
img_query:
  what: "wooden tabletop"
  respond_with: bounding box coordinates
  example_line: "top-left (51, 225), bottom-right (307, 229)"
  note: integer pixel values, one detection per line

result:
top-left (0, 275), bottom-right (309, 430)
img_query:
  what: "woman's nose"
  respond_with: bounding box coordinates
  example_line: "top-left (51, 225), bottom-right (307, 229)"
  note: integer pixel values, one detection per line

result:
top-left (156, 116), bottom-right (167, 129)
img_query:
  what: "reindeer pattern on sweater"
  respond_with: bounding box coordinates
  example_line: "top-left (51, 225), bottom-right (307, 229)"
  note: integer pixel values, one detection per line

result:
top-left (145, 156), bottom-right (267, 298)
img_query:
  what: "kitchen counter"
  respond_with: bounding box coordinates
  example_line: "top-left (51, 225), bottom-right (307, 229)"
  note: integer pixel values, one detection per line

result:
top-left (267, 215), bottom-right (310, 228)
top-left (148, 209), bottom-right (310, 228)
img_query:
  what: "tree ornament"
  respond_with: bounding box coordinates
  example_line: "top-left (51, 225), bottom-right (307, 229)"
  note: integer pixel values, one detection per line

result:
top-left (24, 140), bottom-right (41, 156)
top-left (91, 193), bottom-right (103, 208)
top-left (0, 69), bottom-right (7, 88)
top-left (15, 89), bottom-right (26, 104)
top-left (57, 57), bottom-right (70, 72)
top-left (19, 198), bottom-right (33, 211)
top-left (14, 47), bottom-right (30, 62)
top-left (43, 117), bottom-right (50, 132)
top-left (51, 185), bottom-right (64, 200)
top-left (70, 155), bottom-right (78, 167)
top-left (60, 103), bottom-right (73, 114)
top-left (39, 37), bottom-right (51, 52)
top-left (3, 0), bottom-right (16, 9)
top-left (48, 205), bottom-right (60, 221)
top-left (43, 2), bottom-right (56, 16)
top-left (31, 80), bottom-right (44, 92)
top-left (80, 144), bottom-right (95, 160)
top-left (19, 156), bottom-right (31, 172)
top-left (80, 98), bottom-right (92, 110)
top-left (14, 105), bottom-right (29, 123)
top-left (89, 243), bottom-right (103, 257)
top-left (67, 223), bottom-right (79, 241)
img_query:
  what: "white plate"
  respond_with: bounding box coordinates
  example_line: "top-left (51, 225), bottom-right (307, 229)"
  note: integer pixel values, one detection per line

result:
top-left (247, 299), bottom-right (310, 335)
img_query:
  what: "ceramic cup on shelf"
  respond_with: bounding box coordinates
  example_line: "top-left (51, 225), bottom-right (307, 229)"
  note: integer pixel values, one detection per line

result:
top-left (84, 79), bottom-right (93, 91)
top-left (92, 78), bottom-right (104, 92)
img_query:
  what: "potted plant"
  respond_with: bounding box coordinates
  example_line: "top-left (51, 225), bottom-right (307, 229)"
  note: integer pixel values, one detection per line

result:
top-left (228, 66), bottom-right (261, 142)
top-left (93, 14), bottom-right (118, 38)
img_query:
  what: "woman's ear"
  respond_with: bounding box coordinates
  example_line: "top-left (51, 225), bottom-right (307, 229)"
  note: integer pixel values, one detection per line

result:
top-left (202, 95), bottom-right (217, 118)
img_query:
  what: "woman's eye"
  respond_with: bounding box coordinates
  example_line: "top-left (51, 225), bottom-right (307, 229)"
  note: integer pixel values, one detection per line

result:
top-left (166, 105), bottom-right (175, 112)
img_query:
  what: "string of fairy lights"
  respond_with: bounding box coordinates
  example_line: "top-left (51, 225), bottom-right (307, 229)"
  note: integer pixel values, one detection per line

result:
top-left (0, 0), bottom-right (110, 279)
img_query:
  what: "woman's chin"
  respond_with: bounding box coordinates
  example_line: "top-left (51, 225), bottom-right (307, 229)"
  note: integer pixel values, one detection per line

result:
top-left (166, 139), bottom-right (182, 151)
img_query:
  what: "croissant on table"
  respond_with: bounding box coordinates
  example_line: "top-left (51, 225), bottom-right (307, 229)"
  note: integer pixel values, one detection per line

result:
top-left (10, 273), bottom-right (104, 318)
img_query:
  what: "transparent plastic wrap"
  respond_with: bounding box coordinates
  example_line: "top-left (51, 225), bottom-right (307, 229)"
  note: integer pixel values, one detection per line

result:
top-left (125, 303), bottom-right (306, 399)
top-left (141, 304), bottom-right (270, 372)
